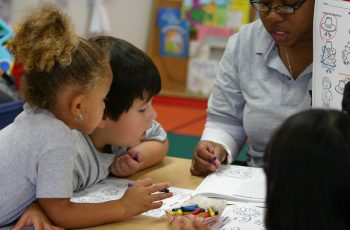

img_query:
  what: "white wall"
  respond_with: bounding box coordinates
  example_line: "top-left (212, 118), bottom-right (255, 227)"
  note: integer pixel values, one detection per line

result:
top-left (8, 0), bottom-right (153, 51)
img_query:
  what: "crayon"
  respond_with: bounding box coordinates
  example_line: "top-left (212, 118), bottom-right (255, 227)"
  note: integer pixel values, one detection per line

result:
top-left (127, 182), bottom-right (133, 187)
top-left (197, 212), bottom-right (210, 218)
top-left (191, 207), bottom-right (204, 215)
top-left (181, 205), bottom-right (199, 212)
top-left (160, 188), bottom-right (170, 193)
top-left (208, 207), bottom-right (215, 217)
top-left (172, 204), bottom-right (198, 212)
top-left (209, 156), bottom-right (217, 164)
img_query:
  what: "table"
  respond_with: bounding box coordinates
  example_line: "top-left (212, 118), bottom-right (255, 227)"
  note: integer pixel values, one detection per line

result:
top-left (80, 157), bottom-right (204, 230)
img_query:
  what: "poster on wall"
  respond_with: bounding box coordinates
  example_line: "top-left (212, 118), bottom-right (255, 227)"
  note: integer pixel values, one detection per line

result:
top-left (313, 0), bottom-right (350, 109)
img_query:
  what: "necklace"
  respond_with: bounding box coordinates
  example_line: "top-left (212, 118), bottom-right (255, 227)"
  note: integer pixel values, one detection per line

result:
top-left (284, 47), bottom-right (293, 78)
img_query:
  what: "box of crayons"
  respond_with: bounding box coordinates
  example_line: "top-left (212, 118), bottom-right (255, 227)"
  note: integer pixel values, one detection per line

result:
top-left (166, 195), bottom-right (227, 225)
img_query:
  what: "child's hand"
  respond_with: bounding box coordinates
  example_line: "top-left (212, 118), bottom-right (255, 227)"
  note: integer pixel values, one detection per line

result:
top-left (14, 202), bottom-right (64, 230)
top-left (169, 215), bottom-right (208, 230)
top-left (120, 178), bottom-right (173, 218)
top-left (110, 150), bottom-right (144, 177)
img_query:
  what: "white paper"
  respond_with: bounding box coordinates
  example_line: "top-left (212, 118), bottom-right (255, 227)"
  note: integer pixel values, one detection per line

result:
top-left (71, 177), bottom-right (193, 218)
top-left (193, 165), bottom-right (266, 204)
top-left (211, 202), bottom-right (266, 230)
top-left (313, 0), bottom-right (350, 109)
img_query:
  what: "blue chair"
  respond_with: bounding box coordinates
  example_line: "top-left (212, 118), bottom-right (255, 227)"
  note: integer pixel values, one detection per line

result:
top-left (0, 100), bottom-right (23, 129)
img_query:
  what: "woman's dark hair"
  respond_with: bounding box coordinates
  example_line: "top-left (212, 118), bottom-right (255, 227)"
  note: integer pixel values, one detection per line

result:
top-left (90, 36), bottom-right (161, 120)
top-left (264, 109), bottom-right (350, 230)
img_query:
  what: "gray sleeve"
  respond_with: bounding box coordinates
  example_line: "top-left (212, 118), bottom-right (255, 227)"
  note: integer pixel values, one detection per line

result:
top-left (206, 34), bottom-right (247, 142)
top-left (112, 120), bottom-right (167, 158)
top-left (36, 146), bottom-right (75, 198)
top-left (143, 120), bottom-right (167, 142)
top-left (201, 33), bottom-right (247, 162)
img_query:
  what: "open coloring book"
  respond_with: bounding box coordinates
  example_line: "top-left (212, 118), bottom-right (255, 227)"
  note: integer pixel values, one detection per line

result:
top-left (193, 165), bottom-right (266, 204)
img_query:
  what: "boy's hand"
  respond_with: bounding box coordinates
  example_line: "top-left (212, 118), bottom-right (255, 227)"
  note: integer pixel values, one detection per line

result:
top-left (120, 178), bottom-right (173, 218)
top-left (14, 202), bottom-right (64, 230)
top-left (110, 150), bottom-right (144, 177)
top-left (190, 141), bottom-right (227, 176)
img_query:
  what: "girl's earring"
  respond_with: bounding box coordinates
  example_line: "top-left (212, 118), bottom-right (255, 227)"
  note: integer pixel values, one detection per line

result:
top-left (75, 113), bottom-right (83, 122)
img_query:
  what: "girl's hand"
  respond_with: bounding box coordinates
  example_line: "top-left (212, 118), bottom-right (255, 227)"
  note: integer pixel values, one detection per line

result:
top-left (120, 178), bottom-right (173, 217)
top-left (14, 202), bottom-right (64, 230)
top-left (110, 150), bottom-right (143, 177)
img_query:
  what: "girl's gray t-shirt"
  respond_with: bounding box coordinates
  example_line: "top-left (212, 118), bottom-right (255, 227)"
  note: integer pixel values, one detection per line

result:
top-left (0, 104), bottom-right (75, 225)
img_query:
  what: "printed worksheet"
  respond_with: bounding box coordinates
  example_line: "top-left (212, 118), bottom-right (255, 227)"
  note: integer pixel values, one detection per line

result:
top-left (211, 202), bottom-right (266, 230)
top-left (71, 177), bottom-right (193, 218)
top-left (193, 165), bottom-right (266, 204)
top-left (313, 0), bottom-right (350, 109)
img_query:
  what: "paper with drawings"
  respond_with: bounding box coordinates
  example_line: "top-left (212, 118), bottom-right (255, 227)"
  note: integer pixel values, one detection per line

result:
top-left (211, 202), bottom-right (266, 230)
top-left (71, 177), bottom-right (193, 217)
top-left (313, 0), bottom-right (350, 109)
top-left (193, 165), bottom-right (266, 204)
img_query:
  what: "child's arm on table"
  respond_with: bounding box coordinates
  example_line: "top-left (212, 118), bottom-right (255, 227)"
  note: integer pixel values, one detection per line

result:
top-left (110, 138), bottom-right (168, 177)
top-left (38, 178), bottom-right (172, 229)
top-left (14, 202), bottom-right (64, 230)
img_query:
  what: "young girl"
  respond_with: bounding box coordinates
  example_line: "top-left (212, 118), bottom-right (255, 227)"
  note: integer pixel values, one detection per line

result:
top-left (0, 4), bottom-right (171, 229)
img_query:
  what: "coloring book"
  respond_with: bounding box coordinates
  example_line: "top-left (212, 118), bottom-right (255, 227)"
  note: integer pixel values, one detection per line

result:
top-left (193, 165), bottom-right (266, 205)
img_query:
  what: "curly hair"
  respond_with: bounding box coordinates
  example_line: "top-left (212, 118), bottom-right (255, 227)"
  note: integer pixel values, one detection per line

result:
top-left (9, 3), bottom-right (109, 110)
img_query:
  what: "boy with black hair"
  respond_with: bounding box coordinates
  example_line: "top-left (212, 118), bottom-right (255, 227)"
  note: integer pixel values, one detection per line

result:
top-left (72, 36), bottom-right (169, 190)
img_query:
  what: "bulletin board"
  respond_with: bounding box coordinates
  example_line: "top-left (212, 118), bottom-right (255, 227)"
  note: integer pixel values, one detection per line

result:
top-left (148, 0), bottom-right (189, 94)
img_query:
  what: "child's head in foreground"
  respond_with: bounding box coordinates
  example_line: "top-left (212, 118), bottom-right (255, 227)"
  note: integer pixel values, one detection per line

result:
top-left (90, 36), bottom-right (160, 147)
top-left (264, 109), bottom-right (350, 230)
top-left (342, 81), bottom-right (350, 114)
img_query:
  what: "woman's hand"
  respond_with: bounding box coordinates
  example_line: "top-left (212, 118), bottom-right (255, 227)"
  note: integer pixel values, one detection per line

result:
top-left (190, 141), bottom-right (227, 176)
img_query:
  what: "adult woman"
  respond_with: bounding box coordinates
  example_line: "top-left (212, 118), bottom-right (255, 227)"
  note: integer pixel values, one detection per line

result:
top-left (191, 0), bottom-right (315, 175)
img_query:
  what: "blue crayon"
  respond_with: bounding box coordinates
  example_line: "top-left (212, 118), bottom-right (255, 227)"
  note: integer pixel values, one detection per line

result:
top-left (172, 204), bottom-right (199, 212)
top-left (127, 182), bottom-right (133, 187)
top-left (181, 206), bottom-right (199, 212)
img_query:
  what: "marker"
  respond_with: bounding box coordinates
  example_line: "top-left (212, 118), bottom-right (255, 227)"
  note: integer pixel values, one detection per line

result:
top-left (209, 156), bottom-right (217, 164)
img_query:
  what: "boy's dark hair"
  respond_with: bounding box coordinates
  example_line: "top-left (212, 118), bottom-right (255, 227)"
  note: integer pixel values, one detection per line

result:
top-left (91, 36), bottom-right (161, 120)
top-left (342, 81), bottom-right (350, 113)
top-left (264, 109), bottom-right (350, 230)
